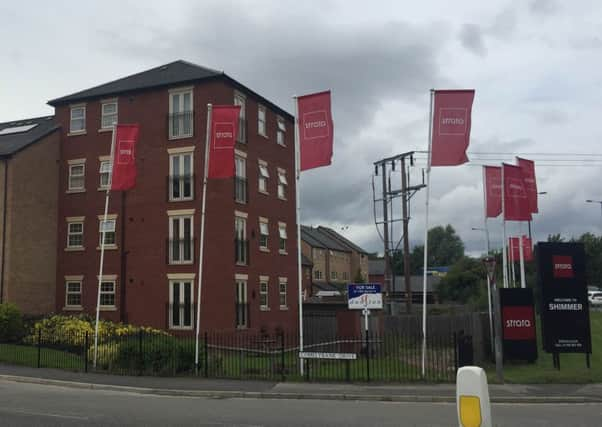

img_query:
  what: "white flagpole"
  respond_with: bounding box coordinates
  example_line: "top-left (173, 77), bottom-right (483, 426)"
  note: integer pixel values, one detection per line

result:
top-left (93, 125), bottom-right (117, 368)
top-left (421, 89), bottom-right (434, 378)
top-left (482, 167), bottom-right (494, 354)
top-left (293, 96), bottom-right (305, 376)
top-left (195, 104), bottom-right (212, 373)
top-left (519, 232), bottom-right (526, 289)
top-left (501, 165), bottom-right (508, 289)
top-left (510, 236), bottom-right (516, 287)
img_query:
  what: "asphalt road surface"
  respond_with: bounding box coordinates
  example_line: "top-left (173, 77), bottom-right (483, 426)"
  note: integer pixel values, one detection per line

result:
top-left (1, 380), bottom-right (601, 426)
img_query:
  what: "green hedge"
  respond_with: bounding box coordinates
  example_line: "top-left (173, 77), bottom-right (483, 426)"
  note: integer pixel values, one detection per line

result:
top-left (0, 303), bottom-right (24, 342)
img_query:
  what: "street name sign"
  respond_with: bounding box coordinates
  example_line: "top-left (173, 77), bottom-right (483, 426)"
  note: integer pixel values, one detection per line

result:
top-left (299, 352), bottom-right (357, 360)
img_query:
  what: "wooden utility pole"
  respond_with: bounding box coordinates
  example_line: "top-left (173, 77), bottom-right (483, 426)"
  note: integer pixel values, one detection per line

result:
top-left (381, 163), bottom-right (391, 312)
top-left (401, 157), bottom-right (412, 313)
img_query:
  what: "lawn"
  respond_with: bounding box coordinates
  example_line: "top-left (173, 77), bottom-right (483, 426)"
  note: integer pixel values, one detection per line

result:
top-left (0, 343), bottom-right (84, 370)
top-left (485, 311), bottom-right (602, 383)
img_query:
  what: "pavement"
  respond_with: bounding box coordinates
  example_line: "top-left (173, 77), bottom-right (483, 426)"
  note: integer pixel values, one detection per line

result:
top-left (1, 363), bottom-right (601, 404)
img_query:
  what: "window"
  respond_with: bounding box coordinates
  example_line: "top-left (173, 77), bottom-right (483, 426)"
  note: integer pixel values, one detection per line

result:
top-left (278, 223), bottom-right (287, 253)
top-left (99, 218), bottom-right (116, 247)
top-left (169, 153), bottom-right (193, 201)
top-left (169, 89), bottom-right (193, 139)
top-left (259, 218), bottom-right (269, 250)
top-left (279, 278), bottom-right (287, 308)
top-left (99, 160), bottom-right (111, 189)
top-left (258, 105), bottom-right (267, 136)
top-left (277, 117), bottom-right (286, 146)
top-left (169, 279), bottom-right (193, 329)
top-left (235, 279), bottom-right (248, 328)
top-left (258, 161), bottom-right (269, 193)
top-left (68, 162), bottom-right (85, 191)
top-left (100, 281), bottom-right (116, 307)
top-left (169, 216), bottom-right (193, 264)
top-left (277, 169), bottom-right (288, 200)
top-left (65, 280), bottom-right (82, 307)
top-left (259, 278), bottom-right (269, 310)
top-left (235, 214), bottom-right (248, 265)
top-left (70, 105), bottom-right (86, 133)
top-left (67, 220), bottom-right (84, 249)
top-left (331, 271), bottom-right (338, 280)
top-left (314, 270), bottom-right (323, 280)
top-left (234, 93), bottom-right (246, 144)
top-left (234, 154), bottom-right (247, 203)
top-left (343, 271), bottom-right (349, 281)
top-left (101, 101), bottom-right (118, 129)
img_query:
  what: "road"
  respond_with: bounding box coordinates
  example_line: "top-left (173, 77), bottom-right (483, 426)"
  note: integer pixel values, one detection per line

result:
top-left (1, 379), bottom-right (601, 426)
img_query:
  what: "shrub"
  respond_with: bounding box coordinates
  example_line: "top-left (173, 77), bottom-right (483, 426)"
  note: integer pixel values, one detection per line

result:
top-left (0, 303), bottom-right (24, 342)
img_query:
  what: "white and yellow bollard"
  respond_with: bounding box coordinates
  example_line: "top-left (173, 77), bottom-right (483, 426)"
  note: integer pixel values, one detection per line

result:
top-left (456, 366), bottom-right (492, 427)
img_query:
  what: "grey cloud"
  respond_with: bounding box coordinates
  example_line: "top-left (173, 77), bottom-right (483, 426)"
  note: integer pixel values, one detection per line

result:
top-left (529, 0), bottom-right (558, 16)
top-left (459, 24), bottom-right (487, 56)
top-left (534, 109), bottom-right (569, 125)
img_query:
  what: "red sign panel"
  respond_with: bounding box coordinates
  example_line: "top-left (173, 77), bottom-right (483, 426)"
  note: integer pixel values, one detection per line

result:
top-left (111, 124), bottom-right (140, 191)
top-left (208, 105), bottom-right (241, 179)
top-left (298, 91), bottom-right (334, 171)
top-left (484, 166), bottom-right (502, 218)
top-left (502, 306), bottom-right (536, 340)
top-left (553, 255), bottom-right (574, 278)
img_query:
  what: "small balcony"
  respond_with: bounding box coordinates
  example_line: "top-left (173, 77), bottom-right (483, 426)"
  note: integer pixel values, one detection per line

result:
top-left (167, 238), bottom-right (195, 264)
top-left (168, 111), bottom-right (194, 139)
top-left (168, 174), bottom-right (195, 202)
top-left (166, 302), bottom-right (196, 330)
top-left (234, 177), bottom-right (248, 204)
top-left (235, 302), bottom-right (249, 329)
top-left (234, 238), bottom-right (249, 265)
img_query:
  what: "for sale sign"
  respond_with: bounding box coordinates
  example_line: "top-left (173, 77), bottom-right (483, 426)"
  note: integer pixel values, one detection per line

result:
top-left (499, 288), bottom-right (537, 362)
top-left (537, 242), bottom-right (591, 354)
top-left (347, 284), bottom-right (382, 310)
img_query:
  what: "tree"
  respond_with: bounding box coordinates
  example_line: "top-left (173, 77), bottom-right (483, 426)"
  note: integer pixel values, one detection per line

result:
top-left (353, 267), bottom-right (366, 283)
top-left (575, 233), bottom-right (602, 288)
top-left (438, 256), bottom-right (484, 304)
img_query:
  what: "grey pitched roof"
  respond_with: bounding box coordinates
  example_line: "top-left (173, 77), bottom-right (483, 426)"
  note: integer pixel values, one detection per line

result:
top-left (392, 275), bottom-right (441, 293)
top-left (47, 60), bottom-right (293, 120)
top-left (301, 226), bottom-right (350, 253)
top-left (368, 259), bottom-right (386, 275)
top-left (0, 116), bottom-right (59, 157)
top-left (317, 226), bottom-right (369, 254)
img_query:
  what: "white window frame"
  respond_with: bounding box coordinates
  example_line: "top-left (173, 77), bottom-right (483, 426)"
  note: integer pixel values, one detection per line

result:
top-left (169, 152), bottom-right (194, 201)
top-left (279, 278), bottom-right (287, 309)
top-left (65, 279), bottom-right (82, 308)
top-left (234, 92), bottom-right (246, 144)
top-left (258, 105), bottom-right (267, 137)
top-left (68, 162), bottom-right (85, 191)
top-left (331, 271), bottom-right (337, 280)
top-left (314, 270), bottom-right (323, 280)
top-left (258, 161), bottom-right (269, 193)
top-left (99, 280), bottom-right (116, 308)
top-left (277, 116), bottom-right (286, 146)
top-left (259, 276), bottom-right (269, 311)
top-left (278, 222), bottom-right (287, 254)
top-left (235, 213), bottom-right (248, 265)
top-left (66, 219), bottom-right (84, 249)
top-left (259, 218), bottom-right (269, 251)
top-left (169, 278), bottom-right (194, 330)
top-left (235, 279), bottom-right (248, 329)
top-left (99, 160), bottom-right (111, 189)
top-left (277, 169), bottom-right (288, 200)
top-left (169, 88), bottom-right (194, 139)
top-left (70, 105), bottom-right (86, 133)
top-left (99, 218), bottom-right (117, 247)
top-left (100, 100), bottom-right (118, 130)
top-left (169, 215), bottom-right (194, 264)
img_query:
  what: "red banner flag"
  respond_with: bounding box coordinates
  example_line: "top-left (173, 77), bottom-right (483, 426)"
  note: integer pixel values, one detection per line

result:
top-left (509, 236), bottom-right (533, 262)
top-left (522, 235), bottom-right (533, 262)
top-left (111, 124), bottom-right (140, 191)
top-left (517, 157), bottom-right (538, 214)
top-left (208, 105), bottom-right (241, 179)
top-left (297, 91), bottom-right (334, 171)
top-left (430, 89), bottom-right (475, 167)
top-left (484, 165), bottom-right (502, 218)
top-left (509, 237), bottom-right (520, 261)
top-left (503, 163), bottom-right (532, 221)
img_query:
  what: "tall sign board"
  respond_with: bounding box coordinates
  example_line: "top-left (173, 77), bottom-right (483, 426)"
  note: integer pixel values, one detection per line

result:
top-left (499, 288), bottom-right (537, 362)
top-left (536, 242), bottom-right (591, 354)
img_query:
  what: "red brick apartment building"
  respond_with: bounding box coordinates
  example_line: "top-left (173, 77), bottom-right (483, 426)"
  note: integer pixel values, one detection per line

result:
top-left (48, 60), bottom-right (298, 333)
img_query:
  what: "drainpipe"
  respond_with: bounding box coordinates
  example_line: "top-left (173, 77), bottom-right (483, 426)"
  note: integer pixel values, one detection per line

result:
top-left (0, 158), bottom-right (8, 303)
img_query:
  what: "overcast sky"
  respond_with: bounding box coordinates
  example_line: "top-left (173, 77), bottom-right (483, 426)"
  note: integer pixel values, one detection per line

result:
top-left (2, 0), bottom-right (602, 256)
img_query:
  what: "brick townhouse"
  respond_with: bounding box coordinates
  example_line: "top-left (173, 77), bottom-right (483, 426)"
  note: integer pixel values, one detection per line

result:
top-left (48, 60), bottom-right (298, 333)
top-left (0, 117), bottom-right (60, 314)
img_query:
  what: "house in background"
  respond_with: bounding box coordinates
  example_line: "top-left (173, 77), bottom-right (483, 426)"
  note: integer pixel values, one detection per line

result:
top-left (48, 60), bottom-right (298, 333)
top-left (316, 226), bottom-right (369, 282)
top-left (0, 116), bottom-right (60, 315)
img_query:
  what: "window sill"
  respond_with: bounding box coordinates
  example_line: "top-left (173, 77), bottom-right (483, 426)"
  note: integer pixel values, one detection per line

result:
top-left (277, 143), bottom-right (287, 148)
top-left (68, 131), bottom-right (87, 137)
top-left (98, 187), bottom-right (110, 192)
top-left (258, 190), bottom-right (269, 196)
top-left (63, 306), bottom-right (83, 311)
top-left (235, 199), bottom-right (248, 205)
top-left (260, 306), bottom-right (270, 312)
top-left (169, 134), bottom-right (194, 141)
top-left (100, 306), bottom-right (117, 312)
top-left (258, 133), bottom-right (268, 139)
top-left (98, 128), bottom-right (113, 133)
top-left (278, 196), bottom-right (287, 201)
top-left (66, 189), bottom-right (86, 194)
top-left (259, 247), bottom-right (270, 253)
top-left (65, 247), bottom-right (85, 252)
top-left (169, 326), bottom-right (194, 331)
top-left (168, 261), bottom-right (194, 265)
top-left (279, 250), bottom-right (288, 255)
top-left (168, 197), bottom-right (195, 203)
top-left (96, 245), bottom-right (118, 251)
top-left (236, 262), bottom-right (248, 267)
top-left (279, 306), bottom-right (289, 311)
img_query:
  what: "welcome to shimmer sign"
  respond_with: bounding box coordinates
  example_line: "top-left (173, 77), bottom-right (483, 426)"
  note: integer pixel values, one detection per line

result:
top-left (536, 242), bottom-right (591, 354)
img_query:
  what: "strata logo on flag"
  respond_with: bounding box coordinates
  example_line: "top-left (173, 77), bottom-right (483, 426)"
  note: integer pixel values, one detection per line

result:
top-left (507, 177), bottom-right (528, 198)
top-left (439, 108), bottom-right (468, 135)
top-left (297, 91), bottom-right (334, 171)
top-left (553, 255), bottom-right (574, 278)
top-left (303, 111), bottom-right (330, 140)
top-left (111, 124), bottom-right (140, 191)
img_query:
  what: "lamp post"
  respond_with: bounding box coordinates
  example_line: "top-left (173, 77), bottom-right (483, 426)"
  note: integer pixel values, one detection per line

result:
top-left (585, 199), bottom-right (602, 230)
top-left (483, 255), bottom-right (503, 383)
